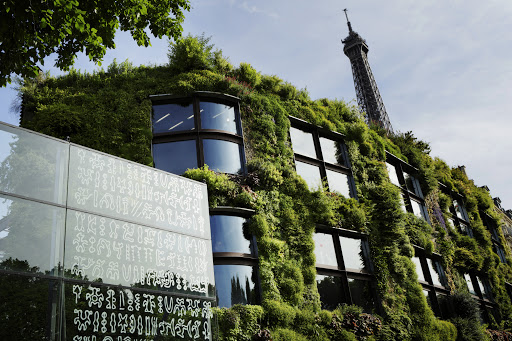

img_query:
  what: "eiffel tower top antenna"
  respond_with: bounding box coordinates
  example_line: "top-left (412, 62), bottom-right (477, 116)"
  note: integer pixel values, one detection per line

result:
top-left (343, 9), bottom-right (353, 33)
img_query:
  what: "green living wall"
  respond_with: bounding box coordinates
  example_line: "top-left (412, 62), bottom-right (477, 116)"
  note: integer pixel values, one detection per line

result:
top-left (18, 35), bottom-right (512, 341)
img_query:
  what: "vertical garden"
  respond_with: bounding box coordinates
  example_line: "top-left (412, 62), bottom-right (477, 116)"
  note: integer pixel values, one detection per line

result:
top-left (17, 35), bottom-right (512, 340)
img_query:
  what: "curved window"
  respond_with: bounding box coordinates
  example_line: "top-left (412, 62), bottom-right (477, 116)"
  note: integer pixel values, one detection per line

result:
top-left (151, 92), bottom-right (246, 175)
top-left (210, 215), bottom-right (253, 254)
top-left (200, 102), bottom-right (238, 133)
top-left (203, 139), bottom-right (243, 174)
top-left (152, 101), bottom-right (195, 133)
top-left (289, 117), bottom-right (357, 197)
top-left (214, 264), bottom-right (258, 308)
top-left (210, 208), bottom-right (259, 308)
top-left (152, 140), bottom-right (198, 175)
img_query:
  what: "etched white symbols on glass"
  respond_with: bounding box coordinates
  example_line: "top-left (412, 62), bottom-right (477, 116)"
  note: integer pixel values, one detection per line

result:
top-left (69, 284), bottom-right (213, 340)
top-left (66, 210), bottom-right (214, 295)
top-left (68, 146), bottom-right (209, 239)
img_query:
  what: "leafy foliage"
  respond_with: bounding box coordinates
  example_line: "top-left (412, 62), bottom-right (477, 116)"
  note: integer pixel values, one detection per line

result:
top-left (0, 0), bottom-right (190, 86)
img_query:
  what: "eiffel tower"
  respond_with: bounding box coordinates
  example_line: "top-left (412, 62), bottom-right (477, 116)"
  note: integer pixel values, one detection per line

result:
top-left (342, 9), bottom-right (393, 133)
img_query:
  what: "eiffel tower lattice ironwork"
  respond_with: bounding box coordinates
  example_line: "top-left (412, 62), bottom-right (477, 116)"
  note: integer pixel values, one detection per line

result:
top-left (342, 9), bottom-right (393, 133)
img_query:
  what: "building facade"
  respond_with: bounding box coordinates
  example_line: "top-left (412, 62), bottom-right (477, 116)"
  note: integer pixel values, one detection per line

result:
top-left (7, 54), bottom-right (512, 340)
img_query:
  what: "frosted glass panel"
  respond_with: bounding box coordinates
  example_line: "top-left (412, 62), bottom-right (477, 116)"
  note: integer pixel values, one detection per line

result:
top-left (67, 145), bottom-right (210, 239)
top-left (64, 210), bottom-right (215, 296)
top-left (0, 124), bottom-right (68, 204)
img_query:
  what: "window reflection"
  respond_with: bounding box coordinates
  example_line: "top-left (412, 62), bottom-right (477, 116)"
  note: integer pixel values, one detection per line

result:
top-left (403, 172), bottom-right (418, 195)
top-left (427, 259), bottom-right (444, 287)
top-left (0, 273), bottom-right (59, 339)
top-left (339, 236), bottom-right (365, 271)
top-left (410, 200), bottom-right (425, 220)
top-left (412, 257), bottom-right (425, 282)
top-left (152, 102), bottom-right (195, 133)
top-left (210, 215), bottom-right (252, 254)
top-left (290, 127), bottom-right (316, 158)
top-left (477, 277), bottom-right (492, 300)
top-left (203, 139), bottom-right (243, 174)
top-left (313, 233), bottom-right (338, 267)
top-left (386, 162), bottom-right (400, 187)
top-left (0, 194), bottom-right (64, 275)
top-left (465, 274), bottom-right (477, 295)
top-left (214, 265), bottom-right (257, 308)
top-left (153, 140), bottom-right (198, 175)
top-left (295, 161), bottom-right (322, 190)
top-left (453, 200), bottom-right (465, 220)
top-left (319, 137), bottom-right (343, 165)
top-left (200, 102), bottom-right (238, 134)
top-left (316, 275), bottom-right (343, 310)
top-left (326, 169), bottom-right (351, 197)
top-left (348, 278), bottom-right (375, 313)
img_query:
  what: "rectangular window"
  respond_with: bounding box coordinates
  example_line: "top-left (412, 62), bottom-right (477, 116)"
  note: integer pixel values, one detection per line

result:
top-left (289, 117), bottom-right (356, 197)
top-left (386, 152), bottom-right (429, 223)
top-left (314, 226), bottom-right (376, 313)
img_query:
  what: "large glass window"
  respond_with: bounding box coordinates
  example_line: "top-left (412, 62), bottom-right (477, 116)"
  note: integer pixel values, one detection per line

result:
top-left (289, 117), bottom-right (356, 197)
top-left (314, 226), bottom-right (376, 313)
top-left (210, 208), bottom-right (259, 308)
top-left (152, 92), bottom-right (246, 175)
top-left (386, 152), bottom-right (429, 223)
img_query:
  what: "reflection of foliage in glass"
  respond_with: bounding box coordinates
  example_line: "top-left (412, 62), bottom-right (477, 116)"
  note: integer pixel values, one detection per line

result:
top-left (0, 198), bottom-right (63, 274)
top-left (0, 268), bottom-right (59, 340)
top-left (316, 275), bottom-right (343, 310)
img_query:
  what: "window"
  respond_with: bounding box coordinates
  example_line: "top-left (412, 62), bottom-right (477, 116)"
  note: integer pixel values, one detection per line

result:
top-left (440, 184), bottom-right (473, 237)
top-left (314, 226), bottom-right (377, 313)
top-left (151, 92), bottom-right (246, 175)
top-left (289, 116), bottom-right (356, 197)
top-left (464, 273), bottom-right (499, 323)
top-left (412, 247), bottom-right (449, 317)
top-left (210, 207), bottom-right (259, 308)
top-left (385, 152), bottom-right (430, 222)
top-left (481, 211), bottom-right (507, 264)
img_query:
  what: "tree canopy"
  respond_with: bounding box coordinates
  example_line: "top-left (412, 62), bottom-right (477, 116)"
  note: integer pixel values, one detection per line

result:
top-left (0, 0), bottom-right (190, 87)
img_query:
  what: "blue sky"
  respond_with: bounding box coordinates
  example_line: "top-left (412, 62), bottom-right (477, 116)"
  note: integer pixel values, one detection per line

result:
top-left (1, 0), bottom-right (511, 210)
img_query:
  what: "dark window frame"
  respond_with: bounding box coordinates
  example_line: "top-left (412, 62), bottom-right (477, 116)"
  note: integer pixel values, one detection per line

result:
top-left (386, 152), bottom-right (430, 223)
top-left (439, 183), bottom-right (473, 237)
top-left (314, 224), bottom-right (379, 312)
top-left (209, 206), bottom-right (261, 307)
top-left (481, 210), bottom-right (508, 264)
top-left (151, 92), bottom-right (247, 175)
top-left (289, 116), bottom-right (357, 198)
top-left (413, 246), bottom-right (450, 318)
